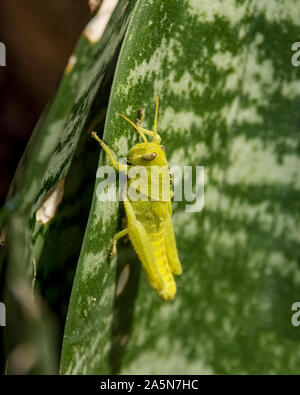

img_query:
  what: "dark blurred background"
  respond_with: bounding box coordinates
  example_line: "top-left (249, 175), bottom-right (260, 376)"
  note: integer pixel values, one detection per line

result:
top-left (0, 0), bottom-right (92, 206)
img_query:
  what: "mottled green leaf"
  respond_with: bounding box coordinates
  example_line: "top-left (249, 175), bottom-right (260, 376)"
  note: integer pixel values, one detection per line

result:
top-left (61, 0), bottom-right (300, 374)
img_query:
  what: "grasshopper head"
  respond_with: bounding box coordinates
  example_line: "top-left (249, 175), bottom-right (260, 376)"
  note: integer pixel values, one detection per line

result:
top-left (128, 142), bottom-right (167, 166)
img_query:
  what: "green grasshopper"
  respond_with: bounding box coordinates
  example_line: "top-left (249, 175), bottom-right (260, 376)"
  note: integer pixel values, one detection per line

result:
top-left (92, 97), bottom-right (182, 300)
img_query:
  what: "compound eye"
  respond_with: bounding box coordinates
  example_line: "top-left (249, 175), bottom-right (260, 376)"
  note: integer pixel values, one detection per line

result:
top-left (161, 146), bottom-right (165, 152)
top-left (142, 152), bottom-right (157, 161)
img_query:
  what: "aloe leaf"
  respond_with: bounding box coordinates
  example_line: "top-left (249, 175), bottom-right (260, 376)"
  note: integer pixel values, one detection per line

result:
top-left (0, 0), bottom-right (137, 374)
top-left (61, 0), bottom-right (300, 374)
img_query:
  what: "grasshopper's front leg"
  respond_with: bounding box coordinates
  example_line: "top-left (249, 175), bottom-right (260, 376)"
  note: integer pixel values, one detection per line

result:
top-left (138, 127), bottom-right (161, 144)
top-left (135, 108), bottom-right (156, 139)
top-left (136, 108), bottom-right (145, 126)
top-left (92, 132), bottom-right (129, 258)
top-left (120, 110), bottom-right (162, 144)
top-left (91, 131), bottom-right (128, 173)
top-left (110, 228), bottom-right (129, 258)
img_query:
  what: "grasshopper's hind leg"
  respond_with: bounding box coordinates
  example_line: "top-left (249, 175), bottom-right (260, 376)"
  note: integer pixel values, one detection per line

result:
top-left (110, 228), bottom-right (128, 259)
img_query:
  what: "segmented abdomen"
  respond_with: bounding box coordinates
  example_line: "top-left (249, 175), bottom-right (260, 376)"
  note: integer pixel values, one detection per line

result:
top-left (148, 228), bottom-right (176, 301)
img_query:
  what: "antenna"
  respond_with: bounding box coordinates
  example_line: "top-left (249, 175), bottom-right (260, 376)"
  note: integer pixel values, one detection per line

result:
top-left (153, 96), bottom-right (159, 143)
top-left (120, 114), bottom-right (148, 143)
